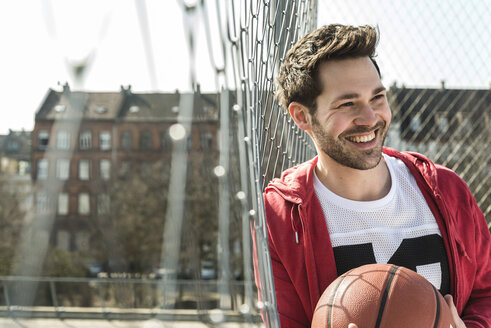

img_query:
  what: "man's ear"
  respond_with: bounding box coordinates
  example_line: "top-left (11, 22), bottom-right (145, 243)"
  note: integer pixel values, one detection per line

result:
top-left (289, 102), bottom-right (312, 131)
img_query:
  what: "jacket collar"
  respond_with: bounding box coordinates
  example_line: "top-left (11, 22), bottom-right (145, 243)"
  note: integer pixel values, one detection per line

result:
top-left (265, 147), bottom-right (442, 204)
top-left (265, 157), bottom-right (318, 205)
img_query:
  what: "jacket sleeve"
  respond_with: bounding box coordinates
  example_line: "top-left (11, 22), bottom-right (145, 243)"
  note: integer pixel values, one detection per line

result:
top-left (438, 166), bottom-right (491, 328)
top-left (460, 193), bottom-right (491, 328)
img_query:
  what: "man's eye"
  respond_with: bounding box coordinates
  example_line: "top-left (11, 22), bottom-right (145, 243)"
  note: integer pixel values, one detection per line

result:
top-left (339, 102), bottom-right (354, 108)
top-left (372, 94), bottom-right (385, 100)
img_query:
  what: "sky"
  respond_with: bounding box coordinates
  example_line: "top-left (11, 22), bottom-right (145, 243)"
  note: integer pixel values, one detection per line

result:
top-left (0, 0), bottom-right (489, 134)
top-left (0, 0), bottom-right (207, 134)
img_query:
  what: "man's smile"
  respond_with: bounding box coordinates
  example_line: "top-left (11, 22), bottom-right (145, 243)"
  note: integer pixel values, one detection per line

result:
top-left (346, 130), bottom-right (376, 143)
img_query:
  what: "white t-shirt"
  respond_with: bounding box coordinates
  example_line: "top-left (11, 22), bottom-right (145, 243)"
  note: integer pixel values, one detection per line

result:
top-left (313, 154), bottom-right (450, 293)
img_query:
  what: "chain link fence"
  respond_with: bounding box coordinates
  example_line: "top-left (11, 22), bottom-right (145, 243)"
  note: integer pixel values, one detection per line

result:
top-left (317, 0), bottom-right (490, 222)
top-left (166, 0), bottom-right (491, 325)
top-left (2, 1), bottom-right (489, 327)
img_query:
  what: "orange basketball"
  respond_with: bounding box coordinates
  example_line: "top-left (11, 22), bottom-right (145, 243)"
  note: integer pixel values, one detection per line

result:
top-left (311, 263), bottom-right (455, 328)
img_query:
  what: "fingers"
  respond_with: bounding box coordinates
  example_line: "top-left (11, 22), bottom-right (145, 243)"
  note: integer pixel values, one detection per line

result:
top-left (444, 294), bottom-right (458, 315)
top-left (348, 324), bottom-right (358, 328)
top-left (444, 294), bottom-right (453, 305)
top-left (444, 294), bottom-right (466, 328)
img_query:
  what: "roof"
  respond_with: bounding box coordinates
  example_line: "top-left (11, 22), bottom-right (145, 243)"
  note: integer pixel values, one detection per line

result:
top-left (388, 86), bottom-right (490, 142)
top-left (389, 87), bottom-right (490, 117)
top-left (35, 85), bottom-right (219, 123)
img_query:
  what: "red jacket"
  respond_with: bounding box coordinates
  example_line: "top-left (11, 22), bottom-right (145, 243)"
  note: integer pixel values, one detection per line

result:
top-left (260, 147), bottom-right (491, 327)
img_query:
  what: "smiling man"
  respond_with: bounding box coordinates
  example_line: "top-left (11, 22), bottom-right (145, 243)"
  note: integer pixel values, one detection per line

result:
top-left (259, 24), bottom-right (491, 328)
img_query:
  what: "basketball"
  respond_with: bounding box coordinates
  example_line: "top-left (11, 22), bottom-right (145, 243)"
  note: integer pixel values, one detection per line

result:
top-left (311, 263), bottom-right (456, 328)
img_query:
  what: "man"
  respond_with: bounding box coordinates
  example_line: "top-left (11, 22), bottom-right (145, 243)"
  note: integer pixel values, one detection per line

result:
top-left (260, 24), bottom-right (490, 327)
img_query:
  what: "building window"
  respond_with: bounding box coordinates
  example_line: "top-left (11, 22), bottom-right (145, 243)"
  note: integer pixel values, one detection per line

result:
top-left (129, 105), bottom-right (140, 113)
top-left (38, 130), bottom-right (50, 149)
top-left (57, 230), bottom-right (70, 251)
top-left (18, 160), bottom-right (30, 175)
top-left (56, 130), bottom-right (71, 150)
top-left (161, 131), bottom-right (172, 151)
top-left (79, 131), bottom-right (92, 150)
top-left (95, 105), bottom-right (107, 114)
top-left (75, 231), bottom-right (90, 251)
top-left (99, 131), bottom-right (111, 150)
top-left (100, 159), bottom-right (111, 180)
top-left (410, 116), bottom-right (421, 132)
top-left (200, 132), bottom-right (213, 150)
top-left (437, 115), bottom-right (449, 132)
top-left (79, 160), bottom-right (90, 180)
top-left (56, 159), bottom-right (70, 180)
top-left (6, 139), bottom-right (21, 151)
top-left (140, 131), bottom-right (153, 150)
top-left (54, 104), bottom-right (66, 113)
top-left (78, 193), bottom-right (90, 215)
top-left (121, 131), bottom-right (132, 150)
top-left (97, 194), bottom-right (110, 215)
top-left (58, 193), bottom-right (69, 215)
top-left (37, 158), bottom-right (48, 179)
top-left (36, 192), bottom-right (50, 213)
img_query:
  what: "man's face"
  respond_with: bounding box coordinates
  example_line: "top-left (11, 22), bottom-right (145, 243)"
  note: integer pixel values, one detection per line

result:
top-left (309, 57), bottom-right (391, 170)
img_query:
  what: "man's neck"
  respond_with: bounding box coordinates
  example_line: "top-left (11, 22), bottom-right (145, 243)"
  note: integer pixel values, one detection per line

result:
top-left (315, 153), bottom-right (391, 201)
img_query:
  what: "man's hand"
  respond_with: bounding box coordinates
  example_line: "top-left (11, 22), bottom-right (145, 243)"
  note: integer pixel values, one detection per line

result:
top-left (346, 295), bottom-right (464, 328)
top-left (444, 294), bottom-right (466, 328)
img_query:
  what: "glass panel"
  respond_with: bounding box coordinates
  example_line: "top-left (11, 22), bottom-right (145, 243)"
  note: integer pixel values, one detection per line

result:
top-left (120, 131), bottom-right (132, 150)
top-left (140, 131), bottom-right (152, 150)
top-left (99, 131), bottom-right (111, 150)
top-left (38, 130), bottom-right (50, 149)
top-left (79, 159), bottom-right (90, 180)
top-left (79, 131), bottom-right (92, 150)
top-left (37, 158), bottom-right (48, 179)
top-left (56, 159), bottom-right (70, 180)
top-left (56, 130), bottom-right (71, 150)
top-left (100, 159), bottom-right (111, 180)
top-left (58, 193), bottom-right (69, 215)
top-left (78, 193), bottom-right (90, 215)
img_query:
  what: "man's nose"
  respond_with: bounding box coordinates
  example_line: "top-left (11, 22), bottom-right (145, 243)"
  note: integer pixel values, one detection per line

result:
top-left (353, 103), bottom-right (378, 126)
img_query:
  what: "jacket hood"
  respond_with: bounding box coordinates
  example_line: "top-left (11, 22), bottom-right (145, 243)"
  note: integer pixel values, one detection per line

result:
top-left (265, 147), bottom-right (441, 204)
top-left (265, 157), bottom-right (318, 205)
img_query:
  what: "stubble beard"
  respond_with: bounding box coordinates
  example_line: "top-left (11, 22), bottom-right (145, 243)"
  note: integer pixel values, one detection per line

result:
top-left (311, 118), bottom-right (388, 170)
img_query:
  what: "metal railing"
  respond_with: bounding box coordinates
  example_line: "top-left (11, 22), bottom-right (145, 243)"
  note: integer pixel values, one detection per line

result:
top-left (0, 276), bottom-right (261, 323)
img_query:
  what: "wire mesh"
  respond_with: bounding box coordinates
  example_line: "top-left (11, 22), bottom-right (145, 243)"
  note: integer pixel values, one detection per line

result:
top-left (316, 0), bottom-right (490, 220)
top-left (2, 1), bottom-right (489, 327)
top-left (190, 1), bottom-right (318, 326)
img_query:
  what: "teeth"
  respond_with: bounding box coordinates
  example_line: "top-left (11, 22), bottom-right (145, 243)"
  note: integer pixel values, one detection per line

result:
top-left (347, 132), bottom-right (376, 143)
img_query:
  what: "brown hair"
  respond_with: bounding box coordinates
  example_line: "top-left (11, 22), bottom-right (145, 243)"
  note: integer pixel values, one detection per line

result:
top-left (277, 24), bottom-right (380, 113)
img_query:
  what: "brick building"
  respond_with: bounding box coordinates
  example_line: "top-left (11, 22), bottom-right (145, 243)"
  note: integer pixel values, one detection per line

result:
top-left (32, 84), bottom-right (219, 256)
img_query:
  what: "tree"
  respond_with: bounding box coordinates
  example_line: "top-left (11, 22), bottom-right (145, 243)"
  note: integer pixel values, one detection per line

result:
top-left (0, 171), bottom-right (26, 275)
top-left (88, 160), bottom-right (169, 275)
